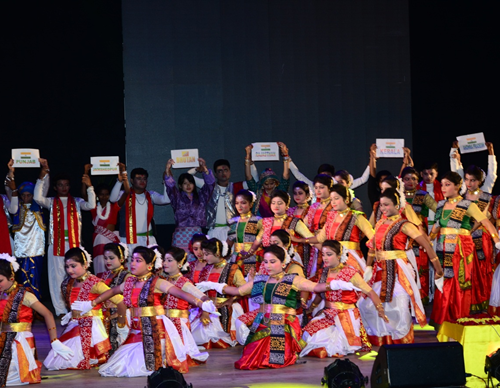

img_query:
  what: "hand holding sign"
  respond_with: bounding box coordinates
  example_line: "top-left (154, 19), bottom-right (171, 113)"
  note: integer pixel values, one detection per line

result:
top-left (12, 149), bottom-right (40, 168)
top-left (456, 132), bottom-right (487, 154)
top-left (376, 139), bottom-right (404, 158)
top-left (252, 142), bottom-right (280, 161)
top-left (170, 149), bottom-right (199, 168)
top-left (90, 157), bottom-right (119, 175)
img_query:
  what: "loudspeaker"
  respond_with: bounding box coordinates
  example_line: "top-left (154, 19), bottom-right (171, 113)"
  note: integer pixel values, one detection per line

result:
top-left (370, 342), bottom-right (466, 388)
top-left (146, 367), bottom-right (193, 388)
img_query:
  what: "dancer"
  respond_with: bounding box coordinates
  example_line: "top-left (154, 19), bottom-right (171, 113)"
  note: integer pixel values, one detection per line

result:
top-left (160, 246), bottom-right (209, 366)
top-left (5, 160), bottom-right (46, 299)
top-left (245, 143), bottom-right (290, 217)
top-left (358, 188), bottom-right (444, 345)
top-left (191, 238), bottom-right (245, 348)
top-left (94, 246), bottom-right (217, 377)
top-left (44, 247), bottom-right (127, 370)
top-left (300, 241), bottom-right (384, 358)
top-left (197, 245), bottom-right (382, 370)
top-left (227, 190), bottom-right (263, 276)
top-left (429, 172), bottom-right (500, 327)
top-left (270, 230), bottom-right (305, 276)
top-left (97, 243), bottom-right (131, 355)
top-left (333, 170), bottom-right (364, 212)
top-left (34, 158), bottom-right (96, 316)
top-left (186, 233), bottom-right (208, 283)
top-left (0, 253), bottom-right (73, 386)
top-left (164, 157), bottom-right (215, 260)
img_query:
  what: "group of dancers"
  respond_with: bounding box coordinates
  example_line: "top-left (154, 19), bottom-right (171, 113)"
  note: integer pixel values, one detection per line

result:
top-left (1, 140), bottom-right (500, 385)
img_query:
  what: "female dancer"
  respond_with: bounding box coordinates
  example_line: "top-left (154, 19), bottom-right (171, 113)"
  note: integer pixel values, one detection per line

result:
top-left (197, 245), bottom-right (387, 370)
top-left (333, 170), bottom-right (363, 212)
top-left (227, 189), bottom-right (263, 276)
top-left (300, 240), bottom-right (384, 358)
top-left (186, 233), bottom-right (208, 283)
top-left (164, 157), bottom-right (215, 260)
top-left (429, 172), bottom-right (500, 327)
top-left (44, 247), bottom-right (128, 370)
top-left (97, 243), bottom-right (131, 355)
top-left (270, 230), bottom-right (305, 276)
top-left (87, 246), bottom-right (217, 377)
top-left (191, 238), bottom-right (245, 348)
top-left (245, 143), bottom-right (290, 217)
top-left (304, 174), bottom-right (335, 278)
top-left (297, 184), bottom-right (373, 275)
top-left (160, 246), bottom-right (209, 366)
top-left (0, 254), bottom-right (73, 386)
top-left (358, 189), bottom-right (444, 345)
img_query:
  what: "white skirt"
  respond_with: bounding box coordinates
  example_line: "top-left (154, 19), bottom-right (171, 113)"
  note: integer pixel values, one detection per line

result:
top-left (6, 332), bottom-right (39, 386)
top-left (300, 309), bottom-right (362, 357)
top-left (44, 316), bottom-right (108, 370)
top-left (99, 315), bottom-right (187, 377)
top-left (490, 266), bottom-right (500, 308)
top-left (177, 317), bottom-right (209, 362)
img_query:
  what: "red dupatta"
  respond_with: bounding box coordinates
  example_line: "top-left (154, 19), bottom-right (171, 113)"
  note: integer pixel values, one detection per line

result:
top-left (418, 180), bottom-right (444, 202)
top-left (125, 191), bottom-right (153, 244)
top-left (53, 195), bottom-right (79, 256)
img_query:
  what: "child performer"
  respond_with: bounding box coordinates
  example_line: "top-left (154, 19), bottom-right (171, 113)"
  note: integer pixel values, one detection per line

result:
top-left (300, 241), bottom-right (383, 358)
top-left (44, 247), bottom-right (127, 370)
top-left (160, 247), bottom-right (209, 366)
top-left (0, 253), bottom-right (73, 386)
top-left (186, 234), bottom-right (208, 283)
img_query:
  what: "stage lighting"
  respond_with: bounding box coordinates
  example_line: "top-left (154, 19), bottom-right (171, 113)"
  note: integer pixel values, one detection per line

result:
top-left (321, 359), bottom-right (368, 388)
top-left (485, 348), bottom-right (500, 386)
top-left (146, 366), bottom-right (193, 388)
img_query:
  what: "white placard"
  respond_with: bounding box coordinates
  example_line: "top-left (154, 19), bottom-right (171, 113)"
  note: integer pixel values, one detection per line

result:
top-left (171, 149), bottom-right (199, 168)
top-left (12, 148), bottom-right (40, 168)
top-left (252, 142), bottom-right (280, 161)
top-left (376, 139), bottom-right (405, 158)
top-left (90, 156), bottom-right (119, 175)
top-left (456, 132), bottom-right (487, 154)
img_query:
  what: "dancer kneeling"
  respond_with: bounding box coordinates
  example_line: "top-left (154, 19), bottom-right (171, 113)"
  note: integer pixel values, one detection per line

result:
top-left (44, 247), bottom-right (127, 370)
top-left (82, 246), bottom-right (217, 377)
top-left (0, 253), bottom-right (73, 386)
top-left (300, 241), bottom-right (384, 358)
top-left (197, 245), bottom-right (385, 370)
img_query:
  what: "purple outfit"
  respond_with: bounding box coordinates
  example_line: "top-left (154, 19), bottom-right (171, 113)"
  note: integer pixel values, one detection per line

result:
top-left (165, 171), bottom-right (215, 260)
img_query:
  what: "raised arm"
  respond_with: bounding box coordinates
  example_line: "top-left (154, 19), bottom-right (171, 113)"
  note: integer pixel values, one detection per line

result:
top-left (81, 164), bottom-right (92, 201)
top-left (79, 172), bottom-right (96, 211)
top-left (279, 142), bottom-right (290, 180)
top-left (34, 158), bottom-right (52, 209)
top-left (399, 147), bottom-right (414, 177)
top-left (244, 145), bottom-right (254, 181)
top-left (450, 140), bottom-right (464, 177)
top-left (187, 167), bottom-right (205, 188)
top-left (351, 165), bottom-right (370, 189)
top-left (482, 142), bottom-right (497, 193)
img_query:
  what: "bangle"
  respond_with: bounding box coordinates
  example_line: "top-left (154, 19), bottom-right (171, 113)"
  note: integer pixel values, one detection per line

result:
top-left (492, 233), bottom-right (499, 239)
top-left (430, 257), bottom-right (440, 262)
top-left (50, 338), bottom-right (58, 343)
top-left (305, 239), bottom-right (309, 244)
top-left (311, 303), bottom-right (318, 309)
top-left (11, 189), bottom-right (18, 193)
top-left (222, 285), bottom-right (228, 294)
top-left (117, 321), bottom-right (127, 328)
top-left (325, 283), bottom-right (332, 292)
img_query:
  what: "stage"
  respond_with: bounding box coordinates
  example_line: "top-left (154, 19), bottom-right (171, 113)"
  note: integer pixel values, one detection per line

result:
top-left (31, 319), bottom-right (489, 388)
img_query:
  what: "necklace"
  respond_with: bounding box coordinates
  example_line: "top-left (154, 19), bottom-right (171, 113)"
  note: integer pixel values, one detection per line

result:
top-left (270, 271), bottom-right (285, 280)
top-left (405, 190), bottom-right (416, 197)
top-left (328, 263), bottom-right (344, 274)
top-left (337, 208), bottom-right (350, 218)
top-left (96, 202), bottom-right (111, 221)
top-left (112, 266), bottom-right (124, 274)
top-left (468, 189), bottom-right (480, 196)
top-left (197, 257), bottom-right (206, 264)
top-left (447, 195), bottom-right (462, 204)
top-left (77, 272), bottom-right (90, 282)
top-left (297, 203), bottom-right (309, 209)
top-left (274, 214), bottom-right (288, 221)
top-left (386, 214), bottom-right (400, 221)
top-left (167, 273), bottom-right (182, 282)
top-left (4, 281), bottom-right (18, 294)
top-left (135, 272), bottom-right (153, 282)
top-left (136, 194), bottom-right (147, 205)
top-left (320, 198), bottom-right (331, 204)
top-left (240, 211), bottom-right (252, 218)
top-left (213, 259), bottom-right (227, 269)
top-left (262, 272), bottom-right (285, 323)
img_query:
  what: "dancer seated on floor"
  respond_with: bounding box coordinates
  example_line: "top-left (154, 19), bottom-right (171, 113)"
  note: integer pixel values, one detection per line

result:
top-left (197, 245), bottom-right (387, 370)
top-left (44, 247), bottom-right (128, 371)
top-left (0, 253), bottom-right (73, 386)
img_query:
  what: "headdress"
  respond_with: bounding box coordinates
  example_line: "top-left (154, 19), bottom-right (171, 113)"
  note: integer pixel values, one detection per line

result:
top-left (80, 246), bottom-right (92, 267)
top-left (0, 253), bottom-right (20, 273)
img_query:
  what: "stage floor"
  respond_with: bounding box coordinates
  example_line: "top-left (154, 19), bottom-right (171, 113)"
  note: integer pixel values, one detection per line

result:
top-left (33, 320), bottom-right (487, 388)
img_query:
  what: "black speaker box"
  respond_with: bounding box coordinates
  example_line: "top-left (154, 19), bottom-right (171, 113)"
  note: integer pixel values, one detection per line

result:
top-left (370, 342), bottom-right (466, 388)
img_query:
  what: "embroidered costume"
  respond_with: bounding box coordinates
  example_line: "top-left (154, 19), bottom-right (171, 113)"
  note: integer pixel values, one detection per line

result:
top-left (227, 215), bottom-right (263, 276)
top-left (91, 202), bottom-right (120, 274)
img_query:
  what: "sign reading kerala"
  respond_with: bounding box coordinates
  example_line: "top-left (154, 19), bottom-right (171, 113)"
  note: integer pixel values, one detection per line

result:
top-left (12, 149), bottom-right (40, 167)
top-left (456, 132), bottom-right (487, 154)
top-left (90, 156), bottom-right (119, 175)
top-left (171, 149), bottom-right (199, 168)
top-left (252, 142), bottom-right (280, 161)
top-left (376, 139), bottom-right (405, 158)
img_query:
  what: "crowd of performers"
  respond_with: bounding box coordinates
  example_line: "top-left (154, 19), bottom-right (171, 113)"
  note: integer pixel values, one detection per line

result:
top-left (1, 140), bottom-right (500, 384)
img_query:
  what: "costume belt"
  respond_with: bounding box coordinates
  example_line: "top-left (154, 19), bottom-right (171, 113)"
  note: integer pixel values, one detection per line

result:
top-left (324, 301), bottom-right (355, 310)
top-left (260, 304), bottom-right (296, 315)
top-left (72, 309), bottom-right (103, 318)
top-left (439, 227), bottom-right (470, 236)
top-left (129, 306), bottom-right (165, 317)
top-left (0, 322), bottom-right (32, 333)
top-left (339, 241), bottom-right (360, 250)
top-left (375, 250), bottom-right (407, 261)
top-left (166, 309), bottom-right (190, 319)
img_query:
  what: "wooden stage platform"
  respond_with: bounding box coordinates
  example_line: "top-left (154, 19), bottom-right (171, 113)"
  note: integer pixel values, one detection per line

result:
top-left (33, 320), bottom-right (487, 388)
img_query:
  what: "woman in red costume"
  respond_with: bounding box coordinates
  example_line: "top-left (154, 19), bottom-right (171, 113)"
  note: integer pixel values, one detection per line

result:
top-left (185, 233), bottom-right (208, 283)
top-left (358, 189), bottom-right (443, 345)
top-left (429, 172), bottom-right (500, 327)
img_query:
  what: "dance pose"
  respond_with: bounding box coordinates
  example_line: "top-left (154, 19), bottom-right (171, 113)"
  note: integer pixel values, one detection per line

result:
top-left (44, 247), bottom-right (127, 370)
top-left (165, 157), bottom-right (215, 261)
top-left (301, 241), bottom-right (384, 358)
top-left (0, 254), bottom-right (73, 386)
top-left (429, 172), bottom-right (500, 326)
top-left (358, 189), bottom-right (443, 345)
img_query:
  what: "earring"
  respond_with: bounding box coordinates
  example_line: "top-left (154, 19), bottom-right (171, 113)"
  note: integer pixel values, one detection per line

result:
top-left (178, 265), bottom-right (182, 269)
top-left (147, 266), bottom-right (153, 271)
top-left (10, 277), bottom-right (14, 281)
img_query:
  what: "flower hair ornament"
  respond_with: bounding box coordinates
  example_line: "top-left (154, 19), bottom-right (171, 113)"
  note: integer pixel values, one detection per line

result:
top-left (396, 177), bottom-right (407, 209)
top-left (220, 241), bottom-right (229, 257)
top-left (280, 246), bottom-right (291, 265)
top-left (148, 245), bottom-right (164, 270)
top-left (339, 245), bottom-right (349, 264)
top-left (0, 253), bottom-right (20, 273)
top-left (118, 242), bottom-right (130, 263)
top-left (80, 247), bottom-right (92, 267)
top-left (248, 190), bottom-right (257, 204)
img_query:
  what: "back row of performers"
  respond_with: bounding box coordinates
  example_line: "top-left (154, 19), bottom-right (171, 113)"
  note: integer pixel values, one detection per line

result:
top-left (2, 174), bottom-right (500, 383)
top-left (1, 142), bottom-right (500, 315)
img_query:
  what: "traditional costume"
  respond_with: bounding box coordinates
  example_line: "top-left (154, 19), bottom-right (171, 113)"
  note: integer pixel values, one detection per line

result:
top-left (488, 195), bottom-right (500, 316)
top-left (91, 201), bottom-right (120, 274)
top-left (227, 214), bottom-right (263, 276)
top-left (304, 199), bottom-right (333, 278)
top-left (246, 169), bottom-right (289, 218)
